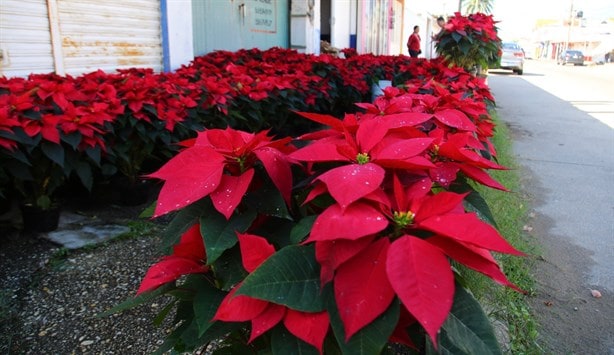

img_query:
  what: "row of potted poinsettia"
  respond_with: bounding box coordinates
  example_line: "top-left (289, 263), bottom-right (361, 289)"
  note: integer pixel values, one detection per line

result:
top-left (109, 14), bottom-right (513, 353)
top-left (3, 12), bottom-right (515, 352)
top-left (103, 81), bottom-right (522, 353)
top-left (0, 47), bottom-right (492, 229)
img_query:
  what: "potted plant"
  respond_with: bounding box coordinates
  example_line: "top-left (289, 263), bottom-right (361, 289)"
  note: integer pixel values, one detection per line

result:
top-left (0, 73), bottom-right (118, 232)
top-left (105, 87), bottom-right (523, 353)
top-left (105, 69), bottom-right (200, 206)
top-left (434, 12), bottom-right (502, 75)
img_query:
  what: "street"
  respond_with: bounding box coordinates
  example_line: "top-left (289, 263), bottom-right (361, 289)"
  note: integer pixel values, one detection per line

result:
top-left (488, 60), bottom-right (614, 354)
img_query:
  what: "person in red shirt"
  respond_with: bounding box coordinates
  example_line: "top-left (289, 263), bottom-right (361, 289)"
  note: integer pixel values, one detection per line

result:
top-left (407, 25), bottom-right (421, 58)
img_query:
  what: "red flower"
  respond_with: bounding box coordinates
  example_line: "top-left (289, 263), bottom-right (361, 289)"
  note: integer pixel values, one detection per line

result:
top-left (291, 112), bottom-right (434, 209)
top-left (213, 233), bottom-right (330, 353)
top-left (136, 224), bottom-right (208, 295)
top-left (148, 127), bottom-right (294, 218)
top-left (21, 113), bottom-right (61, 143)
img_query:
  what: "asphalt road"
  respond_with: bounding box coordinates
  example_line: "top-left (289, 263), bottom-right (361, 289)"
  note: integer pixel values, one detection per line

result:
top-left (488, 60), bottom-right (614, 353)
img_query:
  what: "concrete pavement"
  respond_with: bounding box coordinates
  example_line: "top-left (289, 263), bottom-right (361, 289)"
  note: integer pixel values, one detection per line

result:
top-left (489, 60), bottom-right (614, 290)
top-left (488, 60), bottom-right (614, 354)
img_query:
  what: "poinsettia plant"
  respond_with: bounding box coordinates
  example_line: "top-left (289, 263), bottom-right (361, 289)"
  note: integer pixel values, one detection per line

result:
top-left (434, 12), bottom-right (502, 72)
top-left (99, 68), bottom-right (201, 190)
top-left (0, 73), bottom-right (119, 210)
top-left (105, 85), bottom-right (523, 354)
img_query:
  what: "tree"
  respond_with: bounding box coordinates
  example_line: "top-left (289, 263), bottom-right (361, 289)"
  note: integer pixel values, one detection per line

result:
top-left (460, 0), bottom-right (494, 14)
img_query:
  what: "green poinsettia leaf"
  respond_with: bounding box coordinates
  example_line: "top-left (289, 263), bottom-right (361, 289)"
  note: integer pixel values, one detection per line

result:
top-left (61, 132), bottom-right (81, 150)
top-left (161, 198), bottom-right (215, 250)
top-left (101, 163), bottom-right (117, 176)
top-left (236, 244), bottom-right (323, 312)
top-left (41, 141), bottom-right (64, 167)
top-left (85, 146), bottom-right (101, 166)
top-left (290, 215), bottom-right (317, 244)
top-left (244, 177), bottom-right (291, 220)
top-left (139, 201), bottom-right (156, 218)
top-left (434, 286), bottom-right (502, 354)
top-left (154, 300), bottom-right (240, 355)
top-left (6, 148), bottom-right (30, 165)
top-left (97, 283), bottom-right (175, 317)
top-left (5, 159), bottom-right (32, 180)
top-left (271, 325), bottom-right (320, 355)
top-left (192, 278), bottom-right (227, 336)
top-left (200, 209), bottom-right (257, 265)
top-left (451, 32), bottom-right (463, 43)
top-left (75, 161), bottom-right (93, 191)
top-left (327, 286), bottom-right (400, 355)
top-left (462, 190), bottom-right (498, 228)
top-left (212, 246), bottom-right (248, 291)
top-left (449, 178), bottom-right (498, 228)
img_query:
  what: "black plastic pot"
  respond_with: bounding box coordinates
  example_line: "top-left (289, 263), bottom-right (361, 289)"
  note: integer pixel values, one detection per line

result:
top-left (20, 204), bottom-right (61, 232)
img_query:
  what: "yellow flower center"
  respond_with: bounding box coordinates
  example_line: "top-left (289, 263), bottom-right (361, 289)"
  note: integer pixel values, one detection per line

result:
top-left (393, 210), bottom-right (415, 228)
top-left (356, 152), bottom-right (370, 165)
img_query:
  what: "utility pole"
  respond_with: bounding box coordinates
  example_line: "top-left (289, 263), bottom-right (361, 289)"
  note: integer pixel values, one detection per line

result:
top-left (565, 0), bottom-right (573, 53)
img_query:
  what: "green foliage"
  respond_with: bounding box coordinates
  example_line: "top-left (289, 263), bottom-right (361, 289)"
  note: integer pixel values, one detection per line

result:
top-left (457, 115), bottom-right (541, 353)
top-left (236, 245), bottom-right (324, 312)
top-left (435, 13), bottom-right (502, 72)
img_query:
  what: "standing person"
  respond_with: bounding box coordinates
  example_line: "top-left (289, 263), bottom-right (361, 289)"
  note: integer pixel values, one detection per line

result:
top-left (432, 16), bottom-right (446, 41)
top-left (407, 25), bottom-right (421, 58)
top-left (431, 16), bottom-right (446, 58)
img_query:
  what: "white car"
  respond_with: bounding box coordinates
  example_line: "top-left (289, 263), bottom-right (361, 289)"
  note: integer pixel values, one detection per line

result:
top-left (499, 42), bottom-right (525, 75)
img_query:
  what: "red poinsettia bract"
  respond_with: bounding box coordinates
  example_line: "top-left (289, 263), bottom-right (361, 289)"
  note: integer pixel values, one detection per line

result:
top-left (148, 127), bottom-right (295, 219)
top-left (136, 224), bottom-right (208, 295)
top-left (213, 233), bottom-right (330, 353)
top-left (308, 171), bottom-right (523, 345)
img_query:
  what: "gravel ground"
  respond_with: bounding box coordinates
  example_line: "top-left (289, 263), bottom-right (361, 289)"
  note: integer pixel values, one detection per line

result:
top-left (0, 200), bottom-right (178, 354)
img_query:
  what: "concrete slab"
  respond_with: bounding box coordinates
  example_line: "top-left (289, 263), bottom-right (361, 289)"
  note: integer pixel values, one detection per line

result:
top-left (45, 224), bottom-right (131, 249)
top-left (41, 211), bottom-right (131, 249)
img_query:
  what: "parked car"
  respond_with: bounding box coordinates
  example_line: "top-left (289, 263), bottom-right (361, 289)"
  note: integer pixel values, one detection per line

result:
top-left (557, 50), bottom-right (584, 66)
top-left (498, 42), bottom-right (525, 75)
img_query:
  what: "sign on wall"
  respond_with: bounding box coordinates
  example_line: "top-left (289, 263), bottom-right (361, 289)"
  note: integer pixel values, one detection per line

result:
top-left (251, 0), bottom-right (277, 33)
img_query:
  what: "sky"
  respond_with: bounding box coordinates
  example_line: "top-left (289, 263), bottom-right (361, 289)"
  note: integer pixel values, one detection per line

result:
top-left (492, 0), bottom-right (614, 40)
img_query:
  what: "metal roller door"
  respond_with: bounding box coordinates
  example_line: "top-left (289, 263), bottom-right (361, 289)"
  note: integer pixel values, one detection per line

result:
top-left (0, 0), bottom-right (163, 77)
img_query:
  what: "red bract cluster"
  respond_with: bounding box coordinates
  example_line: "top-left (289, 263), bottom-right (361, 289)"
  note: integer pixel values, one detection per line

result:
top-left (0, 72), bottom-right (120, 150)
top-left (444, 12), bottom-right (500, 43)
top-left (2, 46), bottom-right (515, 351)
top-left (1, 47), bottom-right (495, 214)
top-left (137, 86), bottom-right (522, 352)
top-left (148, 127), bottom-right (295, 218)
top-left (435, 12), bottom-right (502, 71)
top-left (289, 89), bottom-right (521, 344)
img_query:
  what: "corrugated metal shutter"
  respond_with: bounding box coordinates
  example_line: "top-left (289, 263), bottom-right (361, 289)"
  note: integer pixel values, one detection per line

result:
top-left (0, 0), bottom-right (55, 77)
top-left (57, 0), bottom-right (163, 75)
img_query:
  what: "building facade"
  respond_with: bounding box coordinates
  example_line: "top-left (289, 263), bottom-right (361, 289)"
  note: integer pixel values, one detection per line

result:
top-left (1, 0), bottom-right (405, 78)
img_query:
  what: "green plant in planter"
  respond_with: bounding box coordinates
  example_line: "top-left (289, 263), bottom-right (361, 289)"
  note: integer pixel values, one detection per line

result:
top-left (434, 12), bottom-right (502, 73)
top-left (105, 88), bottom-right (524, 354)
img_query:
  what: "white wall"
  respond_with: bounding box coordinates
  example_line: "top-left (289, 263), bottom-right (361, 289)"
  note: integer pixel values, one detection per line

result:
top-left (290, 0), bottom-right (320, 54)
top-left (163, 0), bottom-right (194, 71)
top-left (331, 0), bottom-right (351, 49)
